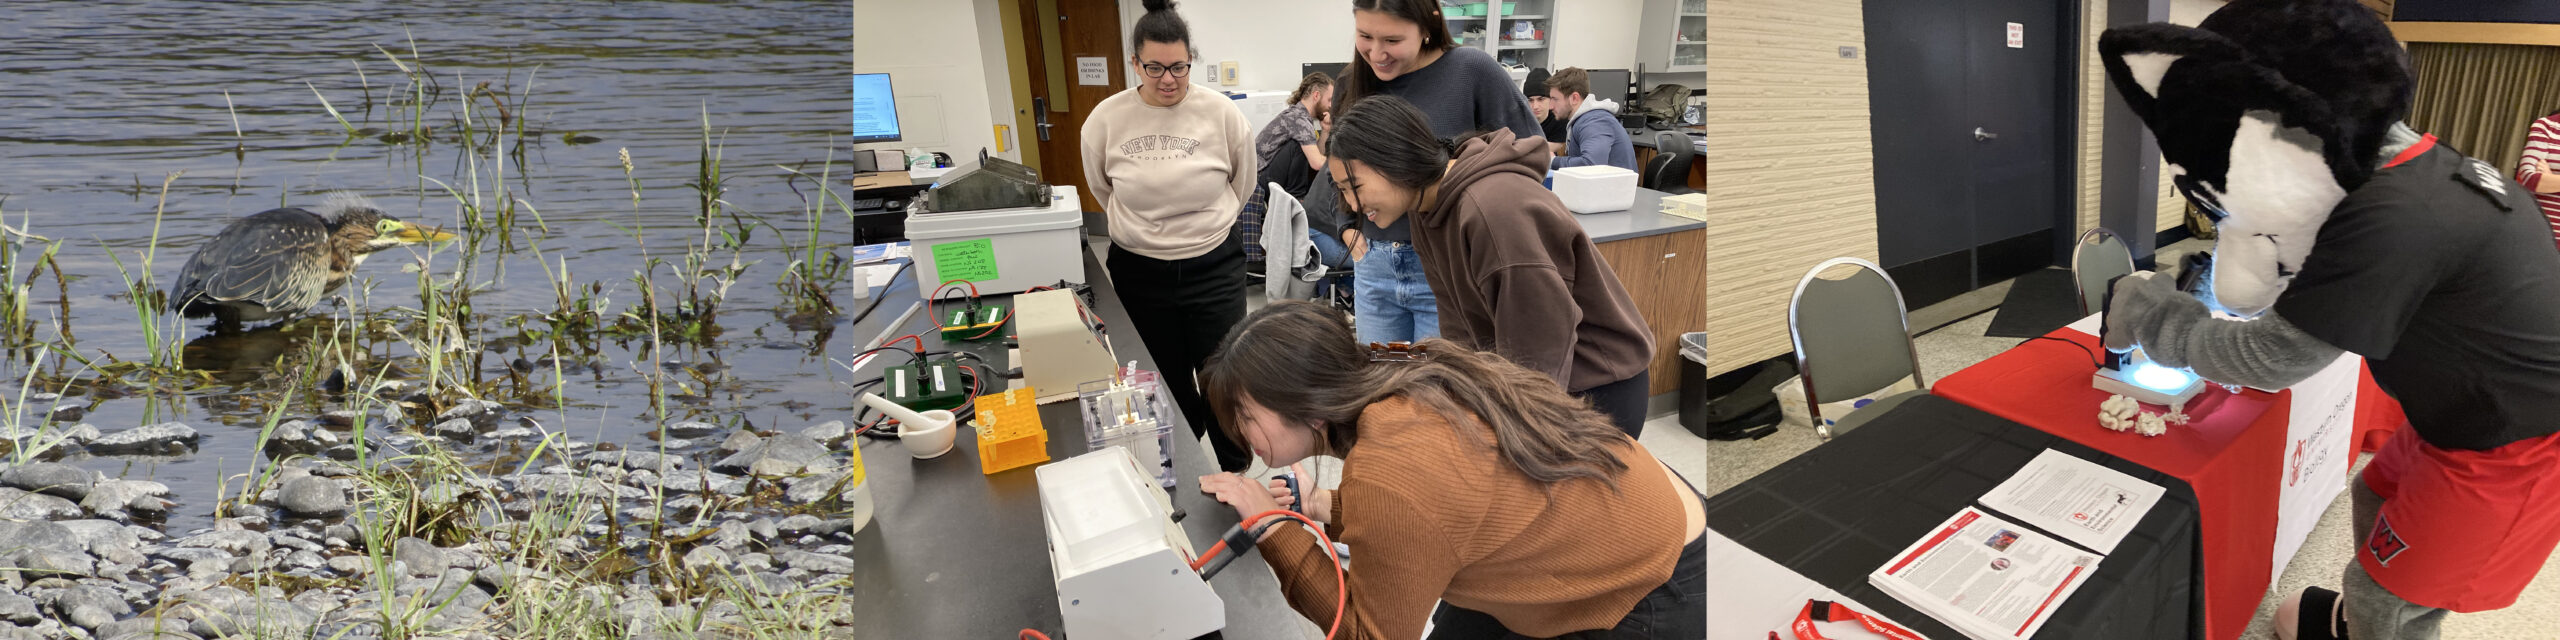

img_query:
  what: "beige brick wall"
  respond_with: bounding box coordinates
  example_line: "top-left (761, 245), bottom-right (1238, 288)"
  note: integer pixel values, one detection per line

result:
top-left (1699, 0), bottom-right (1878, 376)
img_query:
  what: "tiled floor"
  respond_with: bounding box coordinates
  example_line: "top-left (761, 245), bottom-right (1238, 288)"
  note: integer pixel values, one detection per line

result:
top-left (1703, 238), bottom-right (2560, 640)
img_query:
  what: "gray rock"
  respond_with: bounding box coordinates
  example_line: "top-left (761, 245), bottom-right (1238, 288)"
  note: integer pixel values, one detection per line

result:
top-left (715, 430), bottom-right (762, 454)
top-left (0, 592), bottom-right (33, 625)
top-left (392, 537), bottom-right (446, 577)
top-left (733, 552), bottom-right (773, 572)
top-left (13, 548), bottom-right (93, 576)
top-left (744, 572), bottom-right (795, 595)
top-left (778, 550), bottom-right (856, 575)
top-left (327, 555), bottom-right (373, 576)
top-left (709, 433), bottom-right (831, 476)
top-left (775, 514), bottom-right (824, 537)
top-left (189, 598), bottom-right (316, 638)
top-left (584, 450), bottom-right (683, 472)
top-left (486, 427), bottom-right (535, 440)
top-left (0, 519), bottom-right (83, 552)
top-left (261, 419), bottom-right (337, 457)
top-left (680, 546), bottom-right (731, 574)
top-left (89, 539), bottom-right (144, 568)
top-left (175, 530), bottom-right (268, 557)
top-left (0, 463), bottom-right (94, 500)
top-left (52, 585), bottom-right (129, 630)
top-left (434, 400), bottom-right (504, 426)
top-left (783, 472), bottom-right (847, 504)
top-left (657, 470), bottom-right (745, 496)
top-left (81, 480), bottom-right (163, 517)
top-left (277, 476), bottom-right (347, 518)
top-left (319, 410), bottom-right (364, 427)
top-left (705, 521), bottom-right (754, 550)
top-left (800, 420), bottom-right (849, 445)
top-left (157, 547), bottom-right (233, 569)
top-left (431, 419), bottom-right (477, 442)
top-left (747, 518), bottom-right (781, 541)
top-left (95, 618), bottom-right (203, 640)
top-left (282, 550), bottom-right (326, 572)
top-left (86, 423), bottom-right (199, 455)
top-left (0, 487), bottom-right (83, 520)
top-left (666, 421), bottom-right (721, 438)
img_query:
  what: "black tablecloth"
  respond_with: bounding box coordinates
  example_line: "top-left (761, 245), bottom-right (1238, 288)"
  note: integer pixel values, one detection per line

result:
top-left (851, 247), bottom-right (1305, 639)
top-left (1707, 394), bottom-right (2204, 640)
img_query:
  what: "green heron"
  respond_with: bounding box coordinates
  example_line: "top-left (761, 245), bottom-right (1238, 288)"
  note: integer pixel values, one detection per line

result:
top-left (170, 192), bottom-right (456, 328)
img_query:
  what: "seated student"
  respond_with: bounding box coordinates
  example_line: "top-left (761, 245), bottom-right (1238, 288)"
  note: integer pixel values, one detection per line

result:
top-left (1256, 72), bottom-right (1335, 199)
top-left (1543, 67), bottom-right (1637, 172)
top-left (1194, 301), bottom-right (1704, 640)
top-left (1322, 94), bottom-right (1656, 436)
top-left (1523, 68), bottom-right (1570, 151)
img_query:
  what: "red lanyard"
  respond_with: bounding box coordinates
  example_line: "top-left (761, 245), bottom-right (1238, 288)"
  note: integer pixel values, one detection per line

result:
top-left (1769, 600), bottom-right (1928, 640)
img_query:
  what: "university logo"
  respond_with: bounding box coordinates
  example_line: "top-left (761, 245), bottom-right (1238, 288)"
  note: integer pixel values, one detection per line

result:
top-left (2365, 514), bottom-right (2410, 567)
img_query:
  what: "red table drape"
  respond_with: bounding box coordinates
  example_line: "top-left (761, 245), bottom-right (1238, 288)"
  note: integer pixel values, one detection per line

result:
top-left (1931, 327), bottom-right (2406, 640)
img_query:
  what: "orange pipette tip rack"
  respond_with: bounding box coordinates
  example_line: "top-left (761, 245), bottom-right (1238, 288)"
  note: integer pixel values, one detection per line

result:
top-left (976, 387), bottom-right (1050, 474)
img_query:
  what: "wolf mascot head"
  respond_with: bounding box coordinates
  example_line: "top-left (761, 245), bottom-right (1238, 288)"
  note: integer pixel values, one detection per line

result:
top-left (2099, 0), bottom-right (2412, 317)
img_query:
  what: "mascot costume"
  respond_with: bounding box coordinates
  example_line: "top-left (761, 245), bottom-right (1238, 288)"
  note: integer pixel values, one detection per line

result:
top-left (2097, 1), bottom-right (2560, 638)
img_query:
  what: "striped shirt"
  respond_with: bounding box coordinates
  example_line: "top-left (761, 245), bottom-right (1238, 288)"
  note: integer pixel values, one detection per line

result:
top-left (2516, 115), bottom-right (2560, 251)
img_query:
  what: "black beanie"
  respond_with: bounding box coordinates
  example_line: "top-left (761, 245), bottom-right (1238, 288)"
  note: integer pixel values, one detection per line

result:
top-left (1523, 68), bottom-right (1550, 99)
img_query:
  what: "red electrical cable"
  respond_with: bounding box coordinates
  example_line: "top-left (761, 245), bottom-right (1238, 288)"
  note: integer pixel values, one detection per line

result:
top-left (1018, 630), bottom-right (1051, 640)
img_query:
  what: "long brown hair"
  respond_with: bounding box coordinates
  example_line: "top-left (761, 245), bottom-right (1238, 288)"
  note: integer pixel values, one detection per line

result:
top-left (1201, 301), bottom-right (1633, 489)
top-left (1332, 0), bottom-right (1457, 119)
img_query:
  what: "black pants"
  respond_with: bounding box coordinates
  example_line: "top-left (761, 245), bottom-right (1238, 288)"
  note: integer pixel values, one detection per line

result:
top-left (1106, 233), bottom-right (1253, 473)
top-left (1575, 369), bottom-right (1652, 439)
top-left (1427, 464), bottom-right (1707, 639)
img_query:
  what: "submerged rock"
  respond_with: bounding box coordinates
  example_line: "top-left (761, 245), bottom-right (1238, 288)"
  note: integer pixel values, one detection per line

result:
top-left (86, 423), bottom-right (200, 455)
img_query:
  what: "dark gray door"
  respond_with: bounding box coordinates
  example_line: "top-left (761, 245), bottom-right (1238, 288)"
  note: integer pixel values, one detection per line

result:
top-left (1866, 0), bottom-right (2072, 309)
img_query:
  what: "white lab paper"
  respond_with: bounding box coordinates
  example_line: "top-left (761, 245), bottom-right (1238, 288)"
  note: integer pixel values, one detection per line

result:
top-left (1978, 449), bottom-right (2166, 555)
top-left (1870, 507), bottom-right (2101, 640)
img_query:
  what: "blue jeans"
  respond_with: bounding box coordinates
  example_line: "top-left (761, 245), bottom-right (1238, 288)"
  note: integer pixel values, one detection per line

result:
top-left (1308, 229), bottom-right (1353, 270)
top-left (1354, 240), bottom-right (1439, 344)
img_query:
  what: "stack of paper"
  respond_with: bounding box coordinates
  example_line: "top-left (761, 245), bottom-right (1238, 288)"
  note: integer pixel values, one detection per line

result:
top-left (1867, 450), bottom-right (2162, 640)
top-left (1868, 507), bottom-right (2100, 640)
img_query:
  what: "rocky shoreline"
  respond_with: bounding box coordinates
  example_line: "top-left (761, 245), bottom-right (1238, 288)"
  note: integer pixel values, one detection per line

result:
top-left (0, 398), bottom-right (868, 640)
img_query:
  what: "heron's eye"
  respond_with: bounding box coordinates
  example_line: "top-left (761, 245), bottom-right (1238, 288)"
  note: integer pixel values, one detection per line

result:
top-left (376, 220), bottom-right (399, 235)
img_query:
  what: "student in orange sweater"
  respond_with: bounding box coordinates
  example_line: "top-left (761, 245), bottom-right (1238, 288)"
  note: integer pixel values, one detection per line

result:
top-left (1195, 301), bottom-right (1704, 640)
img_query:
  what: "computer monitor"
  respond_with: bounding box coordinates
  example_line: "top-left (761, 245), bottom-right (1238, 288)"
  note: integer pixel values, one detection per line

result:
top-left (1586, 68), bottom-right (1632, 104)
top-left (1303, 62), bottom-right (1349, 83)
top-left (855, 73), bottom-right (903, 144)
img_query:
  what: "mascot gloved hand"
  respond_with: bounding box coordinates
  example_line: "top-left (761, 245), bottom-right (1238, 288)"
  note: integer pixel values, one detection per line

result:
top-left (2099, 2), bottom-right (2560, 640)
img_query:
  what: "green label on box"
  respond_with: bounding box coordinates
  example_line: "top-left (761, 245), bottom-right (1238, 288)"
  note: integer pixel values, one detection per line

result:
top-left (930, 238), bottom-right (1000, 283)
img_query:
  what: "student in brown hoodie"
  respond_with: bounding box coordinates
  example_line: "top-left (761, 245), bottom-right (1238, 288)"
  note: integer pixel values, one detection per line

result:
top-left (1321, 94), bottom-right (1657, 437)
top-left (1194, 301), bottom-right (1703, 640)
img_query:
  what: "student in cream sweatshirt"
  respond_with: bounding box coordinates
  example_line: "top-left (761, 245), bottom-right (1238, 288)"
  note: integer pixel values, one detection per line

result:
top-left (1077, 0), bottom-right (1257, 473)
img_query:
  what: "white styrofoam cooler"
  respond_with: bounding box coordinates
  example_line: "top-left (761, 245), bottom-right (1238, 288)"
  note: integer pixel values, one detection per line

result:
top-left (1551, 165), bottom-right (1638, 213)
top-left (905, 185), bottom-right (1087, 295)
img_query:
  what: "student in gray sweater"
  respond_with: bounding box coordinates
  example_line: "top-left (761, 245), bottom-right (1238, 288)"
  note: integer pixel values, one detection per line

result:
top-left (1330, 0), bottom-right (1546, 346)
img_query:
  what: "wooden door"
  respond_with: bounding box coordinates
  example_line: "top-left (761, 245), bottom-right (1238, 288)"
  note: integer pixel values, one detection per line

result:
top-left (1018, 0), bottom-right (1124, 214)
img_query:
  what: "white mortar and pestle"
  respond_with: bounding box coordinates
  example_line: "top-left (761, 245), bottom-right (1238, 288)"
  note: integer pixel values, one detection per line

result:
top-left (861, 392), bottom-right (958, 459)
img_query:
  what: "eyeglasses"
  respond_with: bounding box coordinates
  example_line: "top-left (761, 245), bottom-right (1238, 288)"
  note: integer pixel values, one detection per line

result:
top-left (1140, 62), bottom-right (1193, 78)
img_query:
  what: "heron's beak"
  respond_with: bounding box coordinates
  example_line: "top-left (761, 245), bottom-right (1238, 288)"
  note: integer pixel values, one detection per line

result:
top-left (390, 222), bottom-right (458, 244)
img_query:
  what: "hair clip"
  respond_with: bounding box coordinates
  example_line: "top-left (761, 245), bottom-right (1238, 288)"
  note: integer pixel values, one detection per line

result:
top-left (1367, 342), bottom-right (1430, 363)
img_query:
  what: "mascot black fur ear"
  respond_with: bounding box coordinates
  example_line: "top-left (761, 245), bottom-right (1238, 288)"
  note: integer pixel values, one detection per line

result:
top-left (2095, 0), bottom-right (2411, 318)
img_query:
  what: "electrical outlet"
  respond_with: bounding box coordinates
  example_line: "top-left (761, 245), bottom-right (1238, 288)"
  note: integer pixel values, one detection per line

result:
top-left (1220, 61), bottom-right (1239, 86)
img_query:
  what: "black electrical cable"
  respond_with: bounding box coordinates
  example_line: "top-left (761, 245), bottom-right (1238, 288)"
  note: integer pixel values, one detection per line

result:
top-left (2024, 335), bottom-right (2105, 369)
top-left (845, 260), bottom-right (916, 326)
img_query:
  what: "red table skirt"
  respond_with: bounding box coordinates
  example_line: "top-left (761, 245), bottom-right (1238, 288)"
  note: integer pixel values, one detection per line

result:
top-left (1933, 328), bottom-right (2405, 640)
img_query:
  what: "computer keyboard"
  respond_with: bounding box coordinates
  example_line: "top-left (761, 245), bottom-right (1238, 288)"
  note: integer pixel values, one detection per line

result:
top-left (854, 197), bottom-right (884, 210)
